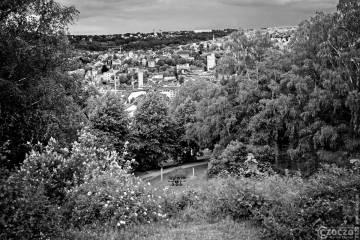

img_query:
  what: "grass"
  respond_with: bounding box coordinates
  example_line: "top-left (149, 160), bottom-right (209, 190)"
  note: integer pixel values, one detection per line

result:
top-left (67, 167), bottom-right (264, 240)
top-left (67, 219), bottom-right (262, 240)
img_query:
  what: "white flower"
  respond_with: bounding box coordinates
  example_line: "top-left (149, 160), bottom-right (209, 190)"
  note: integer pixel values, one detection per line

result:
top-left (87, 191), bottom-right (92, 196)
top-left (104, 204), bottom-right (108, 208)
top-left (120, 220), bottom-right (126, 225)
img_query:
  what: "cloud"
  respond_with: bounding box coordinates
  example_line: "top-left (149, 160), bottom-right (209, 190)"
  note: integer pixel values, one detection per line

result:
top-left (219, 0), bottom-right (337, 9)
top-left (57, 0), bottom-right (338, 34)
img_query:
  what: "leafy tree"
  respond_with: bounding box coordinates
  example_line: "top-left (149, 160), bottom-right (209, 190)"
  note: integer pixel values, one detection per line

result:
top-left (88, 92), bottom-right (130, 155)
top-left (0, 0), bottom-right (82, 168)
top-left (129, 92), bottom-right (180, 170)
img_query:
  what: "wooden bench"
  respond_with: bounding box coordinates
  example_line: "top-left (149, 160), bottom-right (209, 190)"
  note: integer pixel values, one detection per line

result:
top-left (168, 177), bottom-right (186, 186)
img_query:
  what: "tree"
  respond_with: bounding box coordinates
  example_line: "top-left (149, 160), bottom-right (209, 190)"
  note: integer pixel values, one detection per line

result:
top-left (0, 0), bottom-right (82, 169)
top-left (172, 97), bottom-right (199, 163)
top-left (129, 92), bottom-right (180, 170)
top-left (88, 92), bottom-right (130, 155)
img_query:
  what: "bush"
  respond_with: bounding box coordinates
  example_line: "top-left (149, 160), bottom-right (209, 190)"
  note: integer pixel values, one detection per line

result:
top-left (208, 141), bottom-right (274, 178)
top-left (0, 173), bottom-right (64, 240)
top-left (163, 162), bottom-right (360, 240)
top-left (66, 162), bottom-right (166, 228)
top-left (0, 128), bottom-right (132, 239)
top-left (208, 141), bottom-right (247, 177)
top-left (256, 164), bottom-right (360, 240)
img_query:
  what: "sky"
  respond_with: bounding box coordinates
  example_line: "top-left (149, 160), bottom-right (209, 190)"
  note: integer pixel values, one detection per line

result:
top-left (58, 0), bottom-right (338, 35)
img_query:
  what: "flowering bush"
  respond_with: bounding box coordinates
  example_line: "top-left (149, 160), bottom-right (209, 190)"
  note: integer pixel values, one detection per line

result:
top-left (66, 162), bottom-right (167, 228)
top-left (14, 128), bottom-right (130, 204)
top-left (1, 128), bottom-right (132, 239)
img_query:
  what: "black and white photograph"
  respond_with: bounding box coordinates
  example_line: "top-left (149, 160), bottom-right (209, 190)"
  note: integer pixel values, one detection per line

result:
top-left (1, 0), bottom-right (360, 239)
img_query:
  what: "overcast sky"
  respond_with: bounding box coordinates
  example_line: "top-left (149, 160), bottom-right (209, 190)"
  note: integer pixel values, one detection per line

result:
top-left (58, 0), bottom-right (338, 35)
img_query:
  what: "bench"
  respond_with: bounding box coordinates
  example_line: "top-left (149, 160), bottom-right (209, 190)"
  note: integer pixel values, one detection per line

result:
top-left (168, 177), bottom-right (186, 186)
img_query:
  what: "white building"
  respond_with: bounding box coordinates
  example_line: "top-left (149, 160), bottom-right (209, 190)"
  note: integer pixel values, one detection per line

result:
top-left (194, 29), bottom-right (212, 33)
top-left (138, 72), bottom-right (144, 88)
top-left (160, 89), bottom-right (176, 99)
top-left (148, 61), bottom-right (156, 68)
top-left (207, 53), bottom-right (216, 71)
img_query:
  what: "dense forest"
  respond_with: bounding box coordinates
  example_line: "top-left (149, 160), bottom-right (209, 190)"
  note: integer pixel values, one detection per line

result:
top-left (1, 0), bottom-right (360, 239)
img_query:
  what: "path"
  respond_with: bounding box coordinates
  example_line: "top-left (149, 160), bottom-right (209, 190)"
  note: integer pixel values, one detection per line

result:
top-left (137, 158), bottom-right (210, 182)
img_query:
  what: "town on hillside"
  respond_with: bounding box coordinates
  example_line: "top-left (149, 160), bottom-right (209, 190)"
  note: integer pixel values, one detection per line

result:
top-left (68, 26), bottom-right (296, 117)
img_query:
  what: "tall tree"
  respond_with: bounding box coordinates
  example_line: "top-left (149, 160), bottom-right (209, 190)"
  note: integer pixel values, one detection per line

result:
top-left (0, 0), bottom-right (81, 168)
top-left (88, 92), bottom-right (130, 155)
top-left (130, 92), bottom-right (180, 170)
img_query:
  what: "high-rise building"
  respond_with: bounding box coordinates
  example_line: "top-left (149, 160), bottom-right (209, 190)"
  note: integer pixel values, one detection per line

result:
top-left (138, 71), bottom-right (144, 88)
top-left (207, 53), bottom-right (216, 71)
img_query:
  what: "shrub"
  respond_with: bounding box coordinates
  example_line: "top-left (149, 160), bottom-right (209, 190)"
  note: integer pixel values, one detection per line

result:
top-left (208, 141), bottom-right (247, 177)
top-left (256, 164), bottom-right (360, 240)
top-left (0, 173), bottom-right (64, 240)
top-left (0, 128), bottom-right (132, 239)
top-left (65, 162), bottom-right (166, 228)
top-left (208, 141), bottom-right (274, 178)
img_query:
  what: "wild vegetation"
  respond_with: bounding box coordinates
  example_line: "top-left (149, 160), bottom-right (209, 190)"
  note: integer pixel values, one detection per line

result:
top-left (1, 0), bottom-right (360, 239)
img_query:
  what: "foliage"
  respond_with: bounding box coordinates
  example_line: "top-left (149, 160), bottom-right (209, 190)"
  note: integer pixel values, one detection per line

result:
top-left (0, 0), bottom-right (84, 169)
top-left (130, 92), bottom-right (181, 170)
top-left (160, 162), bottom-right (360, 240)
top-left (257, 164), bottom-right (360, 240)
top-left (0, 177), bottom-right (64, 240)
top-left (173, 0), bottom-right (360, 173)
top-left (65, 163), bottom-right (166, 228)
top-left (0, 128), bottom-right (130, 239)
top-left (87, 92), bottom-right (130, 155)
top-left (208, 141), bottom-right (274, 177)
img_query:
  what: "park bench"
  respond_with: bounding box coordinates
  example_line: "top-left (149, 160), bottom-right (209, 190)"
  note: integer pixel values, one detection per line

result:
top-left (168, 176), bottom-right (186, 186)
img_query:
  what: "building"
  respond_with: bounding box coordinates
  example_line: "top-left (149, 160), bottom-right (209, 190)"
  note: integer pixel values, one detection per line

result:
top-left (207, 53), bottom-right (216, 71)
top-left (194, 29), bottom-right (212, 33)
top-left (148, 61), bottom-right (156, 68)
top-left (102, 71), bottom-right (113, 82)
top-left (160, 88), bottom-right (177, 100)
top-left (138, 71), bottom-right (144, 88)
top-left (176, 63), bottom-right (190, 74)
top-left (153, 74), bottom-right (164, 81)
top-left (164, 76), bottom-right (176, 81)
